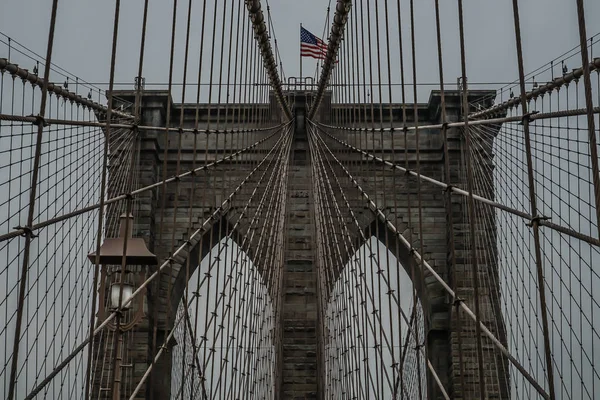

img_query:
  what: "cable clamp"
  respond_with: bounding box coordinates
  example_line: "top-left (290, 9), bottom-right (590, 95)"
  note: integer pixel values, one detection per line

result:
top-left (520, 110), bottom-right (539, 125)
top-left (14, 225), bottom-right (37, 238)
top-left (444, 184), bottom-right (454, 193)
top-left (113, 308), bottom-right (126, 318)
top-left (441, 122), bottom-right (450, 130)
top-left (527, 214), bottom-right (550, 227)
top-left (178, 127), bottom-right (184, 134)
top-left (402, 125), bottom-right (409, 133)
top-left (33, 114), bottom-right (48, 127)
top-left (453, 296), bottom-right (465, 306)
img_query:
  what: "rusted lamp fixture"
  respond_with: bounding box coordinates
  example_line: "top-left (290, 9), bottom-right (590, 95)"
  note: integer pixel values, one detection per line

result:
top-left (88, 213), bottom-right (157, 330)
top-left (109, 280), bottom-right (134, 310)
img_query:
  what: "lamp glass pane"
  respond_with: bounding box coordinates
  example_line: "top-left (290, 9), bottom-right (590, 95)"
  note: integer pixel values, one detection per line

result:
top-left (110, 283), bottom-right (134, 310)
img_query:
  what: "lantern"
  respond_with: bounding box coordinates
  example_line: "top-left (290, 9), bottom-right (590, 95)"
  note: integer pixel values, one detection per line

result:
top-left (87, 213), bottom-right (157, 330)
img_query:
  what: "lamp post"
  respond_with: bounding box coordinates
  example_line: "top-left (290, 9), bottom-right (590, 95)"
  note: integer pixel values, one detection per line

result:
top-left (88, 213), bottom-right (157, 399)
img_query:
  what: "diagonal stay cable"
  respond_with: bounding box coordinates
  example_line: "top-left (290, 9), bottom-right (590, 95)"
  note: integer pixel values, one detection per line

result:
top-left (313, 122), bottom-right (600, 247)
top-left (0, 112), bottom-right (286, 133)
top-left (183, 303), bottom-right (209, 400)
top-left (208, 133), bottom-right (290, 397)
top-left (316, 102), bottom-right (600, 136)
top-left (21, 123), bottom-right (290, 400)
top-left (310, 126), bottom-right (395, 393)
top-left (309, 119), bottom-right (551, 399)
top-left (309, 122), bottom-right (450, 399)
top-left (193, 126), bottom-right (291, 372)
top-left (128, 124), bottom-right (292, 400)
top-left (0, 121), bottom-right (291, 242)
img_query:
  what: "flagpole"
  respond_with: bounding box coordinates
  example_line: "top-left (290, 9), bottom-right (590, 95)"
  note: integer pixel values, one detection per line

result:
top-left (299, 23), bottom-right (303, 90)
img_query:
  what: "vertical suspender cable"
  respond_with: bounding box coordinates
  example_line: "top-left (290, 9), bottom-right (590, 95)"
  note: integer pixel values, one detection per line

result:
top-left (574, 0), bottom-right (600, 237)
top-left (510, 0), bottom-right (556, 397)
top-left (308, 0), bottom-right (352, 120)
top-left (456, 0), bottom-right (489, 397)
top-left (7, 1), bottom-right (60, 399)
top-left (433, 0), bottom-right (466, 395)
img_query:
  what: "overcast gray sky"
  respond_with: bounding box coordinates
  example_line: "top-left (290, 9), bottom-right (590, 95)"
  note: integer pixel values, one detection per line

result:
top-left (1, 0), bottom-right (599, 102)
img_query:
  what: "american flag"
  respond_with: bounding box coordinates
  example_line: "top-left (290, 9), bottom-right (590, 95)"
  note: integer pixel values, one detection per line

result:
top-left (301, 26), bottom-right (328, 60)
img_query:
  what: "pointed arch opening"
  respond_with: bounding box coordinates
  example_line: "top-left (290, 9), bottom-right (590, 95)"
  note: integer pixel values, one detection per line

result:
top-left (324, 235), bottom-right (427, 399)
top-left (169, 234), bottom-right (276, 399)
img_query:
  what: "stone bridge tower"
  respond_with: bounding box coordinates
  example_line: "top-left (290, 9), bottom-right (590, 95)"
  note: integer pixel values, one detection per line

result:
top-left (91, 88), bottom-right (507, 399)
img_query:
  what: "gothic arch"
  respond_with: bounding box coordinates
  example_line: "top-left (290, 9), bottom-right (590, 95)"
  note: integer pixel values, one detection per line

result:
top-left (325, 216), bottom-right (452, 398)
top-left (164, 216), bottom-right (277, 399)
top-left (169, 215), bottom-right (272, 320)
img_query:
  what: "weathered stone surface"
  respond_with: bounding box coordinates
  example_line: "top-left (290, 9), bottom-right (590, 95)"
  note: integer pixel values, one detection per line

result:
top-left (281, 94), bottom-right (318, 399)
top-left (94, 89), bottom-right (507, 400)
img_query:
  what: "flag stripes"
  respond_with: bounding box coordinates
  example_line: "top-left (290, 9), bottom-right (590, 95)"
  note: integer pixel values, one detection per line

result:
top-left (301, 26), bottom-right (328, 60)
